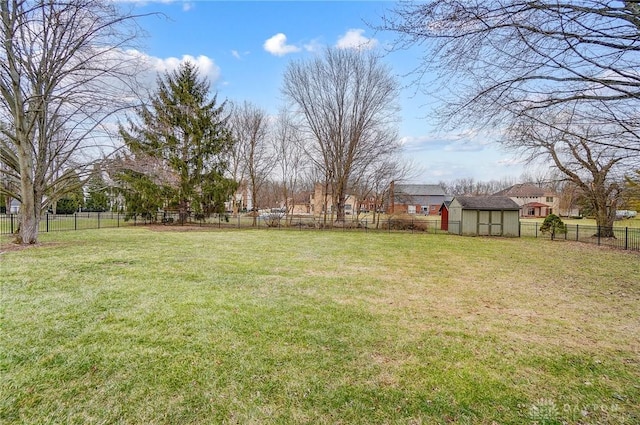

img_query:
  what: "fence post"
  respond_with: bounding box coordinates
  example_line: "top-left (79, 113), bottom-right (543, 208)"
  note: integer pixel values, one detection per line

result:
top-left (625, 227), bottom-right (628, 250)
top-left (576, 224), bottom-right (579, 241)
top-left (597, 226), bottom-right (601, 245)
top-left (98, 212), bottom-right (101, 229)
top-left (535, 222), bottom-right (538, 238)
top-left (117, 213), bottom-right (120, 228)
top-left (10, 213), bottom-right (14, 234)
top-left (46, 213), bottom-right (49, 233)
top-left (74, 213), bottom-right (77, 230)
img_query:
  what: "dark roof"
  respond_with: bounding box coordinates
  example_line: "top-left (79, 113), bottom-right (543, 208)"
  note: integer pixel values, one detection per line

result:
top-left (493, 183), bottom-right (549, 197)
top-left (453, 196), bottom-right (520, 210)
top-left (439, 200), bottom-right (452, 212)
top-left (394, 184), bottom-right (446, 196)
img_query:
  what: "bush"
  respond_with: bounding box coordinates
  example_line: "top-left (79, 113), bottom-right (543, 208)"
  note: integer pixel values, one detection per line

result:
top-left (540, 214), bottom-right (567, 239)
top-left (381, 219), bottom-right (428, 232)
top-left (55, 198), bottom-right (81, 214)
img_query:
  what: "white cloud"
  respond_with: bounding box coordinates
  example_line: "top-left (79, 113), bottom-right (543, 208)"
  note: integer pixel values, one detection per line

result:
top-left (120, 50), bottom-right (222, 92)
top-left (400, 130), bottom-right (490, 153)
top-left (496, 157), bottom-right (525, 166)
top-left (303, 38), bottom-right (323, 53)
top-left (335, 29), bottom-right (378, 51)
top-left (231, 50), bottom-right (250, 60)
top-left (263, 33), bottom-right (301, 56)
top-left (182, 2), bottom-right (193, 12)
top-left (150, 54), bottom-right (221, 84)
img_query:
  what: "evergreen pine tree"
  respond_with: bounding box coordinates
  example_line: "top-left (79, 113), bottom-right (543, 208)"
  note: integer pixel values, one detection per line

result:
top-left (117, 62), bottom-right (236, 222)
top-left (84, 170), bottom-right (110, 212)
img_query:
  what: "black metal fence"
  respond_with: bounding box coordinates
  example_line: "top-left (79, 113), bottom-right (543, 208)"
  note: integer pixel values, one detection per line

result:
top-left (519, 221), bottom-right (640, 251)
top-left (0, 212), bottom-right (130, 235)
top-left (145, 212), bottom-right (448, 234)
top-left (2, 212), bottom-right (638, 252)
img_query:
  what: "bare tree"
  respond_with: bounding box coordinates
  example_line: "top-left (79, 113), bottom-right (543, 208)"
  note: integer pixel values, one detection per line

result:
top-left (282, 48), bottom-right (400, 222)
top-left (381, 1), bottom-right (640, 154)
top-left (271, 108), bottom-right (306, 222)
top-left (230, 101), bottom-right (273, 225)
top-left (360, 156), bottom-right (413, 227)
top-left (439, 177), bottom-right (515, 196)
top-left (0, 0), bottom-right (144, 244)
top-left (623, 170), bottom-right (640, 211)
top-left (381, 0), bottom-right (640, 233)
top-left (508, 111), bottom-right (630, 235)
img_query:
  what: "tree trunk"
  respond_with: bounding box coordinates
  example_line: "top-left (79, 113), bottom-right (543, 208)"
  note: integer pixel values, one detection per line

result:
top-left (15, 137), bottom-right (40, 244)
top-left (251, 181), bottom-right (258, 227)
top-left (334, 178), bottom-right (347, 223)
top-left (592, 191), bottom-right (616, 238)
top-left (17, 207), bottom-right (39, 244)
top-left (335, 194), bottom-right (346, 223)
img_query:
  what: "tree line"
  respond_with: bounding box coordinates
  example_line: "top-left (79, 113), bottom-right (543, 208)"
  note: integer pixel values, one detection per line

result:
top-left (0, 0), bottom-right (407, 243)
top-left (3, 0), bottom-right (640, 244)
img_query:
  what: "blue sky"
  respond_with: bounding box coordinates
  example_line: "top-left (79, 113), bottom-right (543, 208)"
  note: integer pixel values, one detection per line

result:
top-left (126, 0), bottom-right (527, 183)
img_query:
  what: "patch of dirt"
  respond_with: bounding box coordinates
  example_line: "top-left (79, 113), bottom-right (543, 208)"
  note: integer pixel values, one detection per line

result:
top-left (0, 239), bottom-right (59, 254)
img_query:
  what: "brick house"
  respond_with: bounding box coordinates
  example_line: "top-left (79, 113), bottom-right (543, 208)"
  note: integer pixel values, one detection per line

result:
top-left (387, 182), bottom-right (447, 215)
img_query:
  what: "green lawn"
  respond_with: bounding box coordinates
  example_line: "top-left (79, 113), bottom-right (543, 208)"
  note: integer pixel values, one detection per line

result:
top-left (1, 228), bottom-right (639, 424)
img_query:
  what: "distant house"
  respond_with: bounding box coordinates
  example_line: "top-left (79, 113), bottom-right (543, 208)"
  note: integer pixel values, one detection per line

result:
top-left (311, 183), bottom-right (357, 216)
top-left (493, 183), bottom-right (561, 217)
top-left (278, 191), bottom-right (312, 215)
top-left (388, 182), bottom-right (447, 215)
top-left (9, 199), bottom-right (20, 214)
top-left (448, 196), bottom-right (520, 237)
top-left (225, 181), bottom-right (252, 213)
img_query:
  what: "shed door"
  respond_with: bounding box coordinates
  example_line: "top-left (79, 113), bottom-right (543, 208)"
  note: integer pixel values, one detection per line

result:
top-left (490, 210), bottom-right (502, 236)
top-left (478, 211), bottom-right (490, 235)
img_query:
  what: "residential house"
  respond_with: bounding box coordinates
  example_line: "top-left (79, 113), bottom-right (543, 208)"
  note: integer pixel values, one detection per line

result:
top-left (225, 181), bottom-right (252, 213)
top-left (387, 182), bottom-right (447, 215)
top-left (277, 190), bottom-right (312, 215)
top-left (9, 199), bottom-right (20, 214)
top-left (311, 183), bottom-right (357, 216)
top-left (493, 183), bottom-right (561, 217)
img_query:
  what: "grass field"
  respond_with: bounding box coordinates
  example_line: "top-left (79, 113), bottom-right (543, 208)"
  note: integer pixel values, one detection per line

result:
top-left (1, 228), bottom-right (639, 424)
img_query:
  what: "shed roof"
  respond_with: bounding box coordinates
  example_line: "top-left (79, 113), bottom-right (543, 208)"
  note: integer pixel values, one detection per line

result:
top-left (453, 196), bottom-right (520, 210)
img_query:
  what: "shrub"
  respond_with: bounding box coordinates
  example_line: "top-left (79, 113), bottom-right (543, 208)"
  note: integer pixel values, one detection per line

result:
top-left (540, 214), bottom-right (567, 239)
top-left (381, 219), bottom-right (428, 232)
